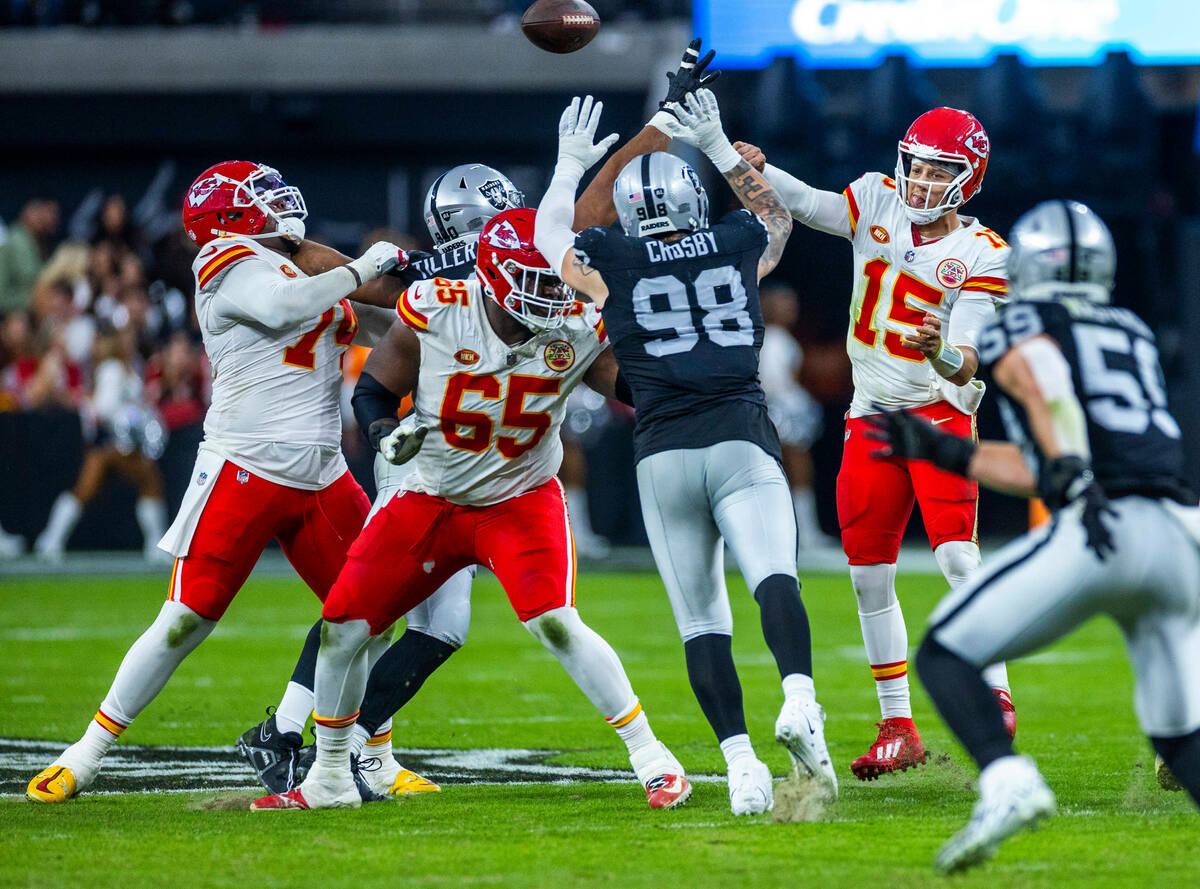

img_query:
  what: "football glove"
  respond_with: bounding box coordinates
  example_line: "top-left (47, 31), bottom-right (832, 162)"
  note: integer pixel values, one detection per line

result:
top-left (379, 414), bottom-right (429, 466)
top-left (1037, 456), bottom-right (1116, 561)
top-left (555, 95), bottom-right (619, 181)
top-left (666, 89), bottom-right (742, 172)
top-left (865, 408), bottom-right (975, 477)
top-left (660, 38), bottom-right (721, 109)
top-left (347, 241), bottom-right (407, 286)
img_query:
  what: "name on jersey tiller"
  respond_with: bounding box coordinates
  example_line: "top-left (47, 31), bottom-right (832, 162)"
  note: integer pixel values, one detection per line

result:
top-left (454, 349), bottom-right (480, 365)
top-left (870, 225), bottom-right (890, 244)
top-left (544, 341), bottom-right (575, 372)
top-left (936, 258), bottom-right (967, 289)
top-left (644, 230), bottom-right (718, 263)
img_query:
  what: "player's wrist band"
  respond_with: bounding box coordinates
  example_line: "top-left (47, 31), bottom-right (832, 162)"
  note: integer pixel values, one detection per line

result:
top-left (930, 341), bottom-right (965, 378)
top-left (345, 264), bottom-right (363, 288)
top-left (707, 139), bottom-right (744, 174)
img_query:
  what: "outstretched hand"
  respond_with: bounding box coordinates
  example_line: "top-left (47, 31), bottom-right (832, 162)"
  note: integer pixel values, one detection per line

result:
top-left (660, 37), bottom-right (721, 109)
top-left (864, 407), bottom-right (975, 477)
top-left (556, 95), bottom-right (619, 178)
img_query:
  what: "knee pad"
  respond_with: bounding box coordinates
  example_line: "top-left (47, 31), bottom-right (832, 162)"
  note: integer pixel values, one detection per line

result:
top-left (523, 605), bottom-right (584, 652)
top-left (848, 562), bottom-right (898, 614)
top-left (934, 540), bottom-right (981, 588)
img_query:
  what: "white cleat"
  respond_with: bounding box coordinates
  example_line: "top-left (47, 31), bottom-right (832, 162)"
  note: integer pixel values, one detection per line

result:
top-left (728, 757), bottom-right (773, 816)
top-left (935, 755), bottom-right (1056, 874)
top-left (251, 761), bottom-right (362, 811)
top-left (775, 696), bottom-right (838, 798)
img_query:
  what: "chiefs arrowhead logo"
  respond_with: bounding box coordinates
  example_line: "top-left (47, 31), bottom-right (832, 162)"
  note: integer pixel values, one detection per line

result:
top-left (485, 219), bottom-right (522, 250)
top-left (187, 175), bottom-right (222, 208)
top-left (965, 130), bottom-right (990, 159)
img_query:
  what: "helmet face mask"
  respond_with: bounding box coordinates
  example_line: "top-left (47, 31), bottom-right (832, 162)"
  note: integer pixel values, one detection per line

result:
top-left (424, 164), bottom-right (525, 246)
top-left (183, 161), bottom-right (307, 246)
top-left (613, 152), bottom-right (709, 237)
top-left (895, 108), bottom-right (990, 225)
top-left (475, 209), bottom-right (575, 332)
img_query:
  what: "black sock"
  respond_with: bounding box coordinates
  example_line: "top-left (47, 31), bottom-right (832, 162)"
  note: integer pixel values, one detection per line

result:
top-left (753, 573), bottom-right (813, 679)
top-left (916, 635), bottom-right (1014, 770)
top-left (683, 633), bottom-right (748, 742)
top-left (288, 620), bottom-right (323, 689)
top-left (357, 630), bottom-right (457, 737)
top-left (1152, 727), bottom-right (1200, 807)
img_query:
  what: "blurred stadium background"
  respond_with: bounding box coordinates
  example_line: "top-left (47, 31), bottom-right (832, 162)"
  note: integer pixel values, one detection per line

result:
top-left (2, 0), bottom-right (1199, 558)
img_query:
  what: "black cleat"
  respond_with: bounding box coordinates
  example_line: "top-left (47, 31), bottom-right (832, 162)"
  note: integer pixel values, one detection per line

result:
top-left (292, 744), bottom-right (388, 803)
top-left (235, 709), bottom-right (304, 793)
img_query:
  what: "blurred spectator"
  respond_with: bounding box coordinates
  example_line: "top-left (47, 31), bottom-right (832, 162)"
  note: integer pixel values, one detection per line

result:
top-left (34, 323), bottom-right (169, 561)
top-left (145, 330), bottom-right (209, 432)
top-left (0, 311), bottom-right (83, 410)
top-left (91, 194), bottom-right (140, 256)
top-left (758, 282), bottom-right (833, 550)
top-left (0, 198), bottom-right (60, 313)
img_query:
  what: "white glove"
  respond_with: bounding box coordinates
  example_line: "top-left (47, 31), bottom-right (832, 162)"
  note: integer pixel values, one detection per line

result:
top-left (347, 241), bottom-right (407, 286)
top-left (381, 413), bottom-right (429, 466)
top-left (669, 89), bottom-right (743, 173)
top-left (648, 108), bottom-right (688, 141)
top-left (555, 95), bottom-right (620, 181)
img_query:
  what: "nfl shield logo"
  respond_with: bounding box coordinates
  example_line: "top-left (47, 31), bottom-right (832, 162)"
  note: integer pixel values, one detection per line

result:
top-left (237, 470), bottom-right (250, 484)
top-left (904, 249), bottom-right (916, 263)
top-left (197, 472), bottom-right (208, 486)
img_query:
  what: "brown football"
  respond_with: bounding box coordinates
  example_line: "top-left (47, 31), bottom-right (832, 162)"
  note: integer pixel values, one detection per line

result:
top-left (520, 0), bottom-right (601, 54)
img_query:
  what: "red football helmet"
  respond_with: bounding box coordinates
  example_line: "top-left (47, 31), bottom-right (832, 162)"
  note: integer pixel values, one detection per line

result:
top-left (182, 160), bottom-right (307, 246)
top-left (894, 108), bottom-right (990, 224)
top-left (475, 208), bottom-right (574, 330)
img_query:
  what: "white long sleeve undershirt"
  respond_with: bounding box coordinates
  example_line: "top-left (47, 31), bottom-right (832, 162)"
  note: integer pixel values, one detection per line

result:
top-left (761, 163), bottom-right (852, 238)
top-left (208, 260), bottom-right (358, 330)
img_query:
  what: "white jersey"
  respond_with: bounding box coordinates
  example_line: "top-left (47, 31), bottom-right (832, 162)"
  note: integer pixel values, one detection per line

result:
top-left (395, 277), bottom-right (608, 506)
top-left (191, 236), bottom-right (357, 489)
top-left (841, 173), bottom-right (1009, 416)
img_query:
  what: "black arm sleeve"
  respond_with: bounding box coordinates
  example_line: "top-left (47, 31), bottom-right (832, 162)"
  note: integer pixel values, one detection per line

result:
top-left (614, 370), bottom-right (635, 408)
top-left (352, 370), bottom-right (402, 450)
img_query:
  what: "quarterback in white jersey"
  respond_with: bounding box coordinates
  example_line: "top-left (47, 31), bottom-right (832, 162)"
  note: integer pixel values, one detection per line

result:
top-left (737, 107), bottom-right (1016, 781)
top-left (27, 160), bottom-right (405, 804)
top-left (252, 207), bottom-right (692, 813)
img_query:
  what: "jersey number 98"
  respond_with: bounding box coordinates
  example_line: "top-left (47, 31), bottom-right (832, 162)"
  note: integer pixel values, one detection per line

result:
top-left (632, 266), bottom-right (753, 357)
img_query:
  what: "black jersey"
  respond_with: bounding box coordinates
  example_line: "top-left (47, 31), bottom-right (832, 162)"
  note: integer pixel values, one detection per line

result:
top-left (390, 236), bottom-right (478, 285)
top-left (575, 209), bottom-right (781, 463)
top-left (977, 298), bottom-right (1193, 502)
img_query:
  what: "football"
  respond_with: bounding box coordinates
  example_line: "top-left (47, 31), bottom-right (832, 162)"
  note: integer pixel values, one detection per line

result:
top-left (520, 0), bottom-right (601, 54)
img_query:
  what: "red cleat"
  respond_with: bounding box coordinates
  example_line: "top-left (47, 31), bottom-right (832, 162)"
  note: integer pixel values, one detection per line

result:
top-left (994, 688), bottom-right (1017, 739)
top-left (644, 773), bottom-right (692, 810)
top-left (250, 788), bottom-right (310, 810)
top-left (851, 717), bottom-right (927, 781)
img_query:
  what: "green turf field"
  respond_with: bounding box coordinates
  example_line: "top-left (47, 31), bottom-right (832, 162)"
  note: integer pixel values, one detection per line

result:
top-left (1, 569), bottom-right (1195, 888)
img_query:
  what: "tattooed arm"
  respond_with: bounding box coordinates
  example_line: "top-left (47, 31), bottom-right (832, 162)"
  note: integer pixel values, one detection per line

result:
top-left (721, 160), bottom-right (793, 281)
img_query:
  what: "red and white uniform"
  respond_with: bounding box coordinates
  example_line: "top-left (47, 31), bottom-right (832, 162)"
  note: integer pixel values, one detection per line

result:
top-left (158, 236), bottom-right (371, 619)
top-left (323, 277), bottom-right (609, 632)
top-left (762, 166), bottom-right (1008, 564)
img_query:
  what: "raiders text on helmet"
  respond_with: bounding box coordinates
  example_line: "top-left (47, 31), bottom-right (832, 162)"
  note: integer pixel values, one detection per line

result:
top-left (895, 108), bottom-right (990, 225)
top-left (613, 152), bottom-right (709, 238)
top-left (424, 164), bottom-right (525, 246)
top-left (1007, 200), bottom-right (1116, 304)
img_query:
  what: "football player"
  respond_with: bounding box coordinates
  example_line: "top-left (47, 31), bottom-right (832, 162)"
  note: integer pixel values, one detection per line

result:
top-left (870, 201), bottom-right (1200, 872)
top-left (238, 38), bottom-right (722, 799)
top-left (735, 108), bottom-right (1016, 779)
top-left (250, 205), bottom-right (691, 812)
top-left (535, 90), bottom-right (837, 814)
top-left (27, 161), bottom-right (406, 803)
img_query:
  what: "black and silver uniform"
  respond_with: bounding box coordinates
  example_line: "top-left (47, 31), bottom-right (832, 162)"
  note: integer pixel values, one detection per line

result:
top-left (574, 209), bottom-right (781, 463)
top-left (390, 237), bottom-right (478, 285)
top-left (977, 297), bottom-right (1193, 502)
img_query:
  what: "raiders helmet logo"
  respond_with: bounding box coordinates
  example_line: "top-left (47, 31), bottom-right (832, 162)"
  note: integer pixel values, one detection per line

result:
top-left (478, 179), bottom-right (511, 211)
top-left (544, 340), bottom-right (575, 372)
top-left (187, 176), bottom-right (222, 208)
top-left (682, 165), bottom-right (702, 193)
top-left (937, 258), bottom-right (968, 289)
top-left (485, 219), bottom-right (522, 250)
top-left (965, 130), bottom-right (990, 159)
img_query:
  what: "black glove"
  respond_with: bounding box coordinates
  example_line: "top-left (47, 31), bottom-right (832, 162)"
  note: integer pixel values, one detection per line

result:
top-left (1038, 456), bottom-right (1116, 561)
top-left (865, 408), bottom-right (976, 476)
top-left (659, 38), bottom-right (721, 110)
top-left (366, 418), bottom-right (399, 453)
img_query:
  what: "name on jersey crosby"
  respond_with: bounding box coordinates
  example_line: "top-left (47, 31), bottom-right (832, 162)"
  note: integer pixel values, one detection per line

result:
top-left (644, 230), bottom-right (719, 264)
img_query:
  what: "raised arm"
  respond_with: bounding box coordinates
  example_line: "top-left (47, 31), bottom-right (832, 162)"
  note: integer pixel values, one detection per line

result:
top-left (734, 142), bottom-right (852, 238)
top-left (291, 239), bottom-right (408, 309)
top-left (670, 90), bottom-right (792, 280)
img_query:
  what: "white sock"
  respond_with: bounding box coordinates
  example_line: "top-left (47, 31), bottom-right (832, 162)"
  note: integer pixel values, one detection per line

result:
top-left (358, 720), bottom-right (393, 760)
top-left (274, 681), bottom-right (313, 737)
top-left (313, 721), bottom-right (354, 772)
top-left (719, 733), bottom-right (755, 769)
top-left (135, 497), bottom-right (167, 553)
top-left (792, 487), bottom-right (822, 547)
top-left (350, 723), bottom-right (371, 759)
top-left (850, 563), bottom-right (911, 720)
top-left (37, 492), bottom-right (81, 552)
top-left (982, 662), bottom-right (1011, 694)
top-left (312, 618), bottom-right (373, 772)
top-left (611, 707), bottom-right (657, 756)
top-left (936, 541), bottom-right (1012, 695)
top-left (69, 715), bottom-right (124, 769)
top-left (782, 672), bottom-right (816, 702)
